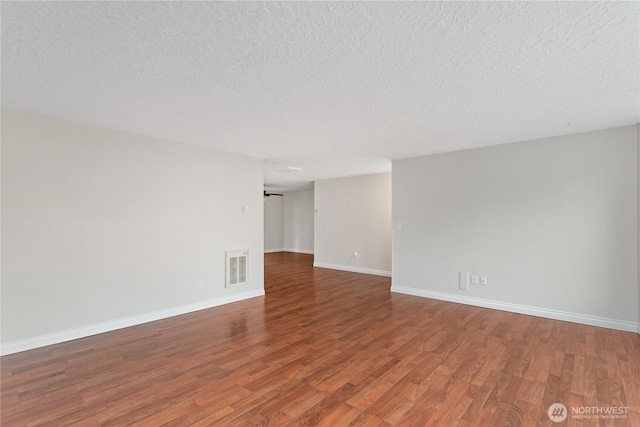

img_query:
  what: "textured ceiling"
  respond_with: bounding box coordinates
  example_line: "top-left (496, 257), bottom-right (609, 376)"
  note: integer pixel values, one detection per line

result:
top-left (2, 1), bottom-right (639, 192)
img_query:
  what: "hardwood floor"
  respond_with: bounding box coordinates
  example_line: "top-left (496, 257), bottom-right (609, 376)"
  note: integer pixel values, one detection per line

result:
top-left (2, 252), bottom-right (639, 426)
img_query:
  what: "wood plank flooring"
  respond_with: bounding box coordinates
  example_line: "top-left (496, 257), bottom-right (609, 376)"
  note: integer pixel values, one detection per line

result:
top-left (2, 252), bottom-right (639, 426)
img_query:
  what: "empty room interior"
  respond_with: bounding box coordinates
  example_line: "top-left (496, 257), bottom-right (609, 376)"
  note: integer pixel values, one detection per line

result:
top-left (1, 2), bottom-right (639, 426)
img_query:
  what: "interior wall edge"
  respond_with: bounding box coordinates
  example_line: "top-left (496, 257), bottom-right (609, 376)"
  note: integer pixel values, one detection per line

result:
top-left (313, 262), bottom-right (391, 278)
top-left (0, 289), bottom-right (265, 356)
top-left (284, 249), bottom-right (314, 255)
top-left (391, 285), bottom-right (639, 333)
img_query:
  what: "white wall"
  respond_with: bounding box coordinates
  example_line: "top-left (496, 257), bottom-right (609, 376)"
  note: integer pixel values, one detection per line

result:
top-left (264, 196), bottom-right (284, 252)
top-left (1, 111), bottom-right (264, 354)
top-left (314, 173), bottom-right (391, 276)
top-left (393, 126), bottom-right (639, 332)
top-left (284, 190), bottom-right (314, 254)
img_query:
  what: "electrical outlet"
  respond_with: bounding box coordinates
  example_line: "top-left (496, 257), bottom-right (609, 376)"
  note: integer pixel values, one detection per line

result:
top-left (197, 280), bottom-right (203, 288)
top-left (471, 275), bottom-right (479, 285)
top-left (480, 276), bottom-right (487, 286)
top-left (459, 271), bottom-right (469, 290)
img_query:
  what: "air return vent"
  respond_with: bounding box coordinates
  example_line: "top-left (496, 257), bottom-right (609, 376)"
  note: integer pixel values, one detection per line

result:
top-left (226, 250), bottom-right (248, 287)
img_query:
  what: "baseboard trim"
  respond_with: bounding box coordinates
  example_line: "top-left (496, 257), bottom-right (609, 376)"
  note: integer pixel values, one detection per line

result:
top-left (314, 262), bottom-right (391, 277)
top-left (1, 289), bottom-right (265, 356)
top-left (264, 250), bottom-right (314, 255)
top-left (391, 285), bottom-right (639, 333)
top-left (284, 249), bottom-right (314, 255)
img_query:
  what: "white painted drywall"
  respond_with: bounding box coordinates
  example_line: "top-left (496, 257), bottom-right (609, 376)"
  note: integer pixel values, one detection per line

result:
top-left (264, 196), bottom-right (284, 252)
top-left (284, 191), bottom-right (314, 254)
top-left (1, 111), bottom-right (264, 351)
top-left (393, 126), bottom-right (638, 329)
top-left (314, 173), bottom-right (391, 276)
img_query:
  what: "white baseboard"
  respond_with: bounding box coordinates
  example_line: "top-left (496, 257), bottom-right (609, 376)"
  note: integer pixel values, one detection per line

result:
top-left (313, 262), bottom-right (391, 277)
top-left (264, 249), bottom-right (314, 255)
top-left (391, 286), bottom-right (639, 333)
top-left (1, 289), bottom-right (265, 356)
top-left (284, 248), bottom-right (314, 255)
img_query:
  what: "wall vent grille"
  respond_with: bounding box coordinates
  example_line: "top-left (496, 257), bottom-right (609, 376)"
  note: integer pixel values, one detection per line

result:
top-left (226, 250), bottom-right (248, 287)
